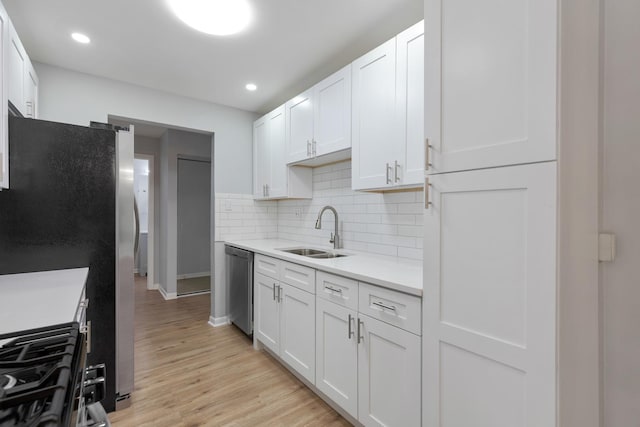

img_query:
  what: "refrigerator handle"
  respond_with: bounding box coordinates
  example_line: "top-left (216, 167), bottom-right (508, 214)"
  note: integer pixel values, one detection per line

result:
top-left (133, 196), bottom-right (140, 258)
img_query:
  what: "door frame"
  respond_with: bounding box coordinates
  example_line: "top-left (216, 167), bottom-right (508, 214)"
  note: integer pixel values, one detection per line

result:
top-left (134, 153), bottom-right (155, 291)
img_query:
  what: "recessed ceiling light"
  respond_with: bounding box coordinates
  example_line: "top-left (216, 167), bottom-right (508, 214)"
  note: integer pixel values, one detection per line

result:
top-left (245, 83), bottom-right (257, 91)
top-left (71, 32), bottom-right (91, 44)
top-left (167, 0), bottom-right (252, 36)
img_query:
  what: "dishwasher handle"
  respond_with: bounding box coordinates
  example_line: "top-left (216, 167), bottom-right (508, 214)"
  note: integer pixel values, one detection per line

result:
top-left (225, 245), bottom-right (252, 259)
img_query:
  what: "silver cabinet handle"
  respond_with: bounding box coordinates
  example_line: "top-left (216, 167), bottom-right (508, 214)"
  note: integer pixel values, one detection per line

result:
top-left (348, 314), bottom-right (354, 339)
top-left (307, 140), bottom-right (311, 156)
top-left (372, 301), bottom-right (397, 311)
top-left (273, 283), bottom-right (276, 300)
top-left (312, 139), bottom-right (317, 156)
top-left (325, 285), bottom-right (342, 294)
top-left (425, 138), bottom-right (432, 171)
top-left (394, 160), bottom-right (400, 183)
top-left (386, 163), bottom-right (392, 184)
top-left (265, 184), bottom-right (269, 197)
top-left (425, 178), bottom-right (432, 209)
top-left (357, 318), bottom-right (364, 344)
top-left (277, 284), bottom-right (282, 302)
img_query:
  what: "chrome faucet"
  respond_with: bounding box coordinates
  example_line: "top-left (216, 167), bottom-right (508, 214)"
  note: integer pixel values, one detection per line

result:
top-left (315, 205), bottom-right (340, 249)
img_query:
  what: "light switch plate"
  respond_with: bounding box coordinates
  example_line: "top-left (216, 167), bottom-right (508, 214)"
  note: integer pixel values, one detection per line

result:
top-left (599, 233), bottom-right (616, 262)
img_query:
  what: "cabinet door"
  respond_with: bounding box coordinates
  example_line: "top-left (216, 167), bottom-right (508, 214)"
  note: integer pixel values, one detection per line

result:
top-left (314, 64), bottom-right (351, 157)
top-left (316, 298), bottom-right (358, 418)
top-left (423, 162), bottom-right (557, 427)
top-left (396, 21), bottom-right (424, 186)
top-left (253, 115), bottom-right (269, 199)
top-left (0, 4), bottom-right (9, 189)
top-left (267, 106), bottom-right (287, 198)
top-left (7, 22), bottom-right (25, 116)
top-left (279, 283), bottom-right (315, 384)
top-left (285, 90), bottom-right (313, 164)
top-left (352, 38), bottom-right (397, 190)
top-left (254, 272), bottom-right (280, 354)
top-left (425, 0), bottom-right (557, 173)
top-left (357, 314), bottom-right (421, 427)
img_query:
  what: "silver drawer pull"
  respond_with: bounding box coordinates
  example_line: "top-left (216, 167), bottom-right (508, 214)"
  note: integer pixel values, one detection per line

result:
top-left (372, 301), bottom-right (396, 311)
top-left (325, 285), bottom-right (342, 293)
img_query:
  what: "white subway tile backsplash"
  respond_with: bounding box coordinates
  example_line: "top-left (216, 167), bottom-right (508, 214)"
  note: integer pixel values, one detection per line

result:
top-left (215, 161), bottom-right (423, 261)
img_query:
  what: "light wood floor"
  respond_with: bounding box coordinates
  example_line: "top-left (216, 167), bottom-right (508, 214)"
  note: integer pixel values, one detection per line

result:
top-left (109, 276), bottom-right (350, 427)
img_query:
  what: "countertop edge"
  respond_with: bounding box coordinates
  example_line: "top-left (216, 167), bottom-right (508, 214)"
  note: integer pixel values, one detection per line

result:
top-left (224, 240), bottom-right (422, 297)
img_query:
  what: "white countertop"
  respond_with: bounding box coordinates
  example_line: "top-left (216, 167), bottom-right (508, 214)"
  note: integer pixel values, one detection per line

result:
top-left (0, 268), bottom-right (88, 335)
top-left (225, 239), bottom-right (423, 296)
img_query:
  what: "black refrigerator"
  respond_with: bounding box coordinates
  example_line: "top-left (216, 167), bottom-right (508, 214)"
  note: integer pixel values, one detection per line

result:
top-left (0, 116), bottom-right (120, 412)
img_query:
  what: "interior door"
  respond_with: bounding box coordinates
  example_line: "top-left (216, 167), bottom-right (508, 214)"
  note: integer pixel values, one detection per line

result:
top-left (423, 162), bottom-right (557, 426)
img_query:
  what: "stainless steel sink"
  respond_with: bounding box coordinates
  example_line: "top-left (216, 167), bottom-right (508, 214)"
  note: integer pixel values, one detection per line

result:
top-left (278, 248), bottom-right (348, 259)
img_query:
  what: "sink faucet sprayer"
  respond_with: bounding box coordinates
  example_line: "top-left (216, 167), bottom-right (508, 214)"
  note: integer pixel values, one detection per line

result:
top-left (315, 205), bottom-right (340, 249)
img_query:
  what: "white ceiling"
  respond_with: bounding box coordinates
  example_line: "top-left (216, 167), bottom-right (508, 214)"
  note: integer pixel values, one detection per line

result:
top-left (3, 0), bottom-right (423, 114)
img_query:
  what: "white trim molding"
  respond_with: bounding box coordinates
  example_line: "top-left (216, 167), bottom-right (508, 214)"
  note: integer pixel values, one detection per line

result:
top-left (208, 316), bottom-right (230, 328)
top-left (158, 287), bottom-right (177, 300)
top-left (176, 271), bottom-right (211, 280)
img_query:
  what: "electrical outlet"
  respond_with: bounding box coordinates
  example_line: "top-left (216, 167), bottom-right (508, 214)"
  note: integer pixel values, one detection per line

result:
top-left (294, 208), bottom-right (302, 217)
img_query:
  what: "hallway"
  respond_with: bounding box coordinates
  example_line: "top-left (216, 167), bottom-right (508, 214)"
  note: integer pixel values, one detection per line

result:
top-left (109, 276), bottom-right (350, 426)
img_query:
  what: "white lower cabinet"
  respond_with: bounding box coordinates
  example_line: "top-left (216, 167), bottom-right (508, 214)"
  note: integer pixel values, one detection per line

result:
top-left (280, 283), bottom-right (315, 384)
top-left (316, 298), bottom-right (359, 418)
top-left (255, 261), bottom-right (421, 426)
top-left (358, 314), bottom-right (421, 427)
top-left (254, 270), bottom-right (316, 384)
top-left (255, 272), bottom-right (280, 354)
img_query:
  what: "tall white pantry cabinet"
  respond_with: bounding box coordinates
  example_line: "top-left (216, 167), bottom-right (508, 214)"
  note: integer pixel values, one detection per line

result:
top-left (422, 0), bottom-right (601, 426)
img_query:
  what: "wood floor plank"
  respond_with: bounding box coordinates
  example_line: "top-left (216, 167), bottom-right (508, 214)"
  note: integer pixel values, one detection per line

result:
top-left (109, 277), bottom-right (351, 427)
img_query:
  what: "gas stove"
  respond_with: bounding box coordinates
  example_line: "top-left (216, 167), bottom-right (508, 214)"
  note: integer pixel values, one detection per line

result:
top-left (0, 322), bottom-right (106, 427)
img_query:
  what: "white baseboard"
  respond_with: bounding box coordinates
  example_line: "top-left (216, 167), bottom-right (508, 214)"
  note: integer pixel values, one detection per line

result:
top-left (158, 287), bottom-right (177, 300)
top-left (178, 290), bottom-right (210, 298)
top-left (208, 316), bottom-right (230, 328)
top-left (148, 282), bottom-right (159, 290)
top-left (134, 268), bottom-right (139, 274)
top-left (177, 272), bottom-right (211, 280)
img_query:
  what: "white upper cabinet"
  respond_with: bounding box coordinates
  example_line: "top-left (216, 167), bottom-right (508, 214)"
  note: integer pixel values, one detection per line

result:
top-left (253, 106), bottom-right (312, 200)
top-left (352, 38), bottom-right (397, 190)
top-left (285, 65), bottom-right (352, 166)
top-left (7, 20), bottom-right (37, 119)
top-left (285, 90), bottom-right (313, 164)
top-left (424, 0), bottom-right (557, 174)
top-left (396, 21), bottom-right (425, 186)
top-left (313, 65), bottom-right (351, 158)
top-left (352, 21), bottom-right (424, 191)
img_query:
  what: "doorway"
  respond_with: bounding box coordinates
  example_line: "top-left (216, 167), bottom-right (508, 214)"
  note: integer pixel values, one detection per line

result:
top-left (133, 155), bottom-right (154, 290)
top-left (177, 157), bottom-right (212, 296)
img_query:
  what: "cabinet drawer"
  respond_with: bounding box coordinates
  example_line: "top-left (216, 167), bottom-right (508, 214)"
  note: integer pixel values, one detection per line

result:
top-left (279, 261), bottom-right (316, 293)
top-left (316, 271), bottom-right (358, 311)
top-left (358, 283), bottom-right (421, 335)
top-left (254, 254), bottom-right (280, 279)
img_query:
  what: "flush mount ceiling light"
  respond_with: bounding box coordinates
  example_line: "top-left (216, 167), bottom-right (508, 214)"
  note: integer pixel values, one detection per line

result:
top-left (245, 83), bottom-right (257, 91)
top-left (71, 32), bottom-right (90, 44)
top-left (168, 0), bottom-right (252, 36)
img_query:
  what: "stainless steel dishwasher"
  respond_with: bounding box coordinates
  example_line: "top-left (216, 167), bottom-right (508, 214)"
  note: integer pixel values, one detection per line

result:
top-left (225, 245), bottom-right (254, 336)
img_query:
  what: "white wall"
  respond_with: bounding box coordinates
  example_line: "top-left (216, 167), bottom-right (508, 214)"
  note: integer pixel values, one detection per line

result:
top-left (33, 62), bottom-right (256, 194)
top-left (602, 0), bottom-right (640, 424)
